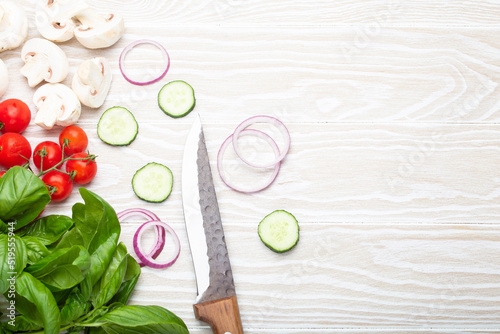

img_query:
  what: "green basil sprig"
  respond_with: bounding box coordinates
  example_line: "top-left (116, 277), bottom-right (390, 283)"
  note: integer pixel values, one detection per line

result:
top-left (0, 167), bottom-right (188, 333)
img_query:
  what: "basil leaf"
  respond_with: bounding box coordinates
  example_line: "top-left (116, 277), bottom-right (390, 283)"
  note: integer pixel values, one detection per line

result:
top-left (77, 302), bottom-right (124, 327)
top-left (17, 215), bottom-right (74, 245)
top-left (108, 255), bottom-right (141, 306)
top-left (97, 305), bottom-right (188, 334)
top-left (92, 242), bottom-right (128, 309)
top-left (53, 288), bottom-right (72, 305)
top-left (0, 218), bottom-right (7, 234)
top-left (0, 326), bottom-right (13, 334)
top-left (55, 226), bottom-right (85, 250)
top-left (61, 288), bottom-right (90, 325)
top-left (0, 234), bottom-right (27, 294)
top-left (22, 236), bottom-right (50, 264)
top-left (0, 167), bottom-right (51, 230)
top-left (25, 245), bottom-right (91, 292)
top-left (73, 188), bottom-right (120, 299)
top-left (3, 315), bottom-right (42, 332)
top-left (15, 272), bottom-right (61, 334)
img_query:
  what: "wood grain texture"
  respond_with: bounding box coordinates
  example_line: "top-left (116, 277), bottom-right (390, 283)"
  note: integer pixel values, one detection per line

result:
top-left (119, 223), bottom-right (500, 331)
top-left (194, 296), bottom-right (243, 334)
top-left (3, 25), bottom-right (500, 123)
top-left (21, 0), bottom-right (500, 27)
top-left (1, 0), bottom-right (500, 333)
top-left (30, 122), bottom-right (500, 224)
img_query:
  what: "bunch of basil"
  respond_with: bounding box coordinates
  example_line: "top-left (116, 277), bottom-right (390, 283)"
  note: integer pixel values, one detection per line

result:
top-left (0, 167), bottom-right (189, 334)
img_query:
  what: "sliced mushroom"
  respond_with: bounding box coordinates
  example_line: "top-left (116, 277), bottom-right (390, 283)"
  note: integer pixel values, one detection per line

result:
top-left (35, 0), bottom-right (89, 42)
top-left (0, 1), bottom-right (28, 52)
top-left (33, 83), bottom-right (81, 129)
top-left (0, 59), bottom-right (7, 98)
top-left (74, 8), bottom-right (124, 49)
top-left (20, 38), bottom-right (69, 88)
top-left (72, 57), bottom-right (112, 108)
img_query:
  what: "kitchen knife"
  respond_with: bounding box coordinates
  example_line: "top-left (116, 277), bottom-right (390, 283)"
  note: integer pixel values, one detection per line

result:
top-left (182, 114), bottom-right (244, 334)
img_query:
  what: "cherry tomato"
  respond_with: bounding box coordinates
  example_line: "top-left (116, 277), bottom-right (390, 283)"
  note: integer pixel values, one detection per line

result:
top-left (33, 141), bottom-right (63, 171)
top-left (0, 133), bottom-right (32, 168)
top-left (42, 170), bottom-right (73, 202)
top-left (66, 152), bottom-right (97, 185)
top-left (0, 99), bottom-right (31, 134)
top-left (59, 125), bottom-right (88, 156)
top-left (0, 171), bottom-right (5, 178)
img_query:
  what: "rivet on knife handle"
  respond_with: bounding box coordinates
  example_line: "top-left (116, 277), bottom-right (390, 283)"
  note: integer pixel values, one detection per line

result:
top-left (194, 295), bottom-right (243, 334)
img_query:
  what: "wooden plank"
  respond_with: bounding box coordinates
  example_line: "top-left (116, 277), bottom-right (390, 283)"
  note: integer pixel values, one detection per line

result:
top-left (3, 2), bottom-right (499, 333)
top-left (31, 122), bottom-right (500, 223)
top-left (119, 222), bottom-right (500, 331)
top-left (4, 26), bottom-right (500, 124)
top-left (24, 0), bottom-right (500, 27)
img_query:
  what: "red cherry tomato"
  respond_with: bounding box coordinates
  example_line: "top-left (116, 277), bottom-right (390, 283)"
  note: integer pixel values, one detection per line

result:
top-left (33, 141), bottom-right (63, 171)
top-left (59, 125), bottom-right (88, 156)
top-left (65, 152), bottom-right (97, 185)
top-left (42, 170), bottom-right (73, 202)
top-left (0, 99), bottom-right (31, 134)
top-left (0, 171), bottom-right (5, 178)
top-left (0, 133), bottom-right (32, 168)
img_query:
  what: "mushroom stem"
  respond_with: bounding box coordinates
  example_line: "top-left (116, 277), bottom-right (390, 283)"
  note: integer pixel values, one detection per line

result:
top-left (20, 56), bottom-right (51, 87)
top-left (34, 94), bottom-right (64, 129)
top-left (20, 38), bottom-right (69, 87)
top-left (77, 59), bottom-right (104, 90)
top-left (72, 57), bottom-right (112, 108)
top-left (33, 83), bottom-right (81, 129)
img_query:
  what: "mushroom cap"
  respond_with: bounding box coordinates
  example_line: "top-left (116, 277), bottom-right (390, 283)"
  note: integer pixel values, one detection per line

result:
top-left (0, 59), bottom-right (8, 98)
top-left (72, 57), bottom-right (112, 108)
top-left (20, 38), bottom-right (69, 87)
top-left (33, 83), bottom-right (81, 129)
top-left (0, 1), bottom-right (29, 52)
top-left (35, 0), bottom-right (89, 42)
top-left (74, 10), bottom-right (124, 49)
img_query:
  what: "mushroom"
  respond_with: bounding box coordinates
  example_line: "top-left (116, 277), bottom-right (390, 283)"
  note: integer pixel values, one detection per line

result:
top-left (35, 0), bottom-right (89, 42)
top-left (0, 0), bottom-right (28, 52)
top-left (0, 59), bottom-right (7, 98)
top-left (72, 57), bottom-right (112, 108)
top-left (74, 8), bottom-right (124, 49)
top-left (20, 38), bottom-right (69, 87)
top-left (33, 83), bottom-right (81, 129)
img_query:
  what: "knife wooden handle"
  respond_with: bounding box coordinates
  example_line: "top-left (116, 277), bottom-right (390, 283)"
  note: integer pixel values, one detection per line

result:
top-left (194, 296), bottom-right (243, 334)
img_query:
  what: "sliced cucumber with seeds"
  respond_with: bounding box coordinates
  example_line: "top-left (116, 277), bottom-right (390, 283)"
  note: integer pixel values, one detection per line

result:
top-left (98, 106), bottom-right (138, 146)
top-left (132, 163), bottom-right (173, 203)
top-left (158, 80), bottom-right (195, 118)
top-left (258, 210), bottom-right (299, 253)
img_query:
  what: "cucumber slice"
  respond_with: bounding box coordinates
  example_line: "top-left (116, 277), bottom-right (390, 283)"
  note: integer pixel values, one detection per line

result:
top-left (98, 106), bottom-right (138, 146)
top-left (258, 210), bottom-right (299, 253)
top-left (158, 80), bottom-right (195, 118)
top-left (132, 163), bottom-right (173, 203)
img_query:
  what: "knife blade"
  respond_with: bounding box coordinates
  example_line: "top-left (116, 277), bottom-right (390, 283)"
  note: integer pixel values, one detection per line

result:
top-left (182, 114), bottom-right (244, 334)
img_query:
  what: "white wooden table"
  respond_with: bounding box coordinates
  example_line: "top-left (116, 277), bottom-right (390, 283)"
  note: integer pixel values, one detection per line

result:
top-left (3, 0), bottom-right (500, 332)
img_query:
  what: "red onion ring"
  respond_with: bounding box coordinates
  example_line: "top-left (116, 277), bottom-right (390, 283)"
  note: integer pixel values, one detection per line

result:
top-left (133, 220), bottom-right (181, 269)
top-left (119, 40), bottom-right (170, 86)
top-left (232, 115), bottom-right (291, 168)
top-left (217, 129), bottom-right (281, 193)
top-left (117, 208), bottom-right (165, 267)
top-left (117, 208), bottom-right (160, 221)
